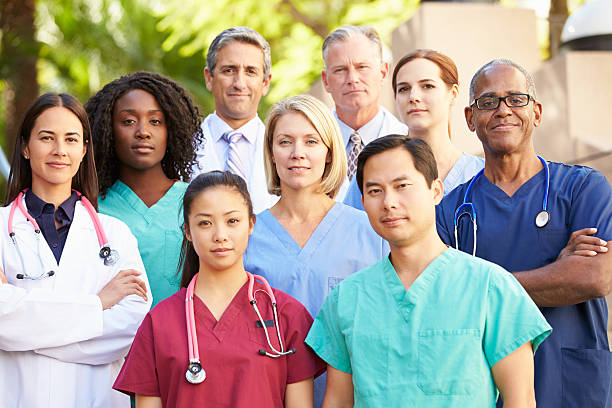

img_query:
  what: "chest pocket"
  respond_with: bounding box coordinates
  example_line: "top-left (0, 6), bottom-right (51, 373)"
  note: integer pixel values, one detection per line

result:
top-left (537, 228), bottom-right (568, 264)
top-left (418, 329), bottom-right (483, 395)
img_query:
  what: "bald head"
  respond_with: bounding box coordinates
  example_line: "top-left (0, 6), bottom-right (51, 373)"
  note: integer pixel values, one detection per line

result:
top-left (469, 59), bottom-right (536, 103)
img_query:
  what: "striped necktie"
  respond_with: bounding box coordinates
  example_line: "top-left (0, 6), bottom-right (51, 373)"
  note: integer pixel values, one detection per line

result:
top-left (223, 131), bottom-right (248, 181)
top-left (347, 132), bottom-right (363, 181)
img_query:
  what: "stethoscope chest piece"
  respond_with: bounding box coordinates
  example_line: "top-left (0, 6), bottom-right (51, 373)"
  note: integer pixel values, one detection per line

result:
top-left (100, 246), bottom-right (120, 266)
top-left (535, 210), bottom-right (550, 228)
top-left (186, 361), bottom-right (206, 384)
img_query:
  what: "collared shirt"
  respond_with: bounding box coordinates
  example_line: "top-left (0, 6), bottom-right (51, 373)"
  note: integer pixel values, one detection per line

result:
top-left (209, 112), bottom-right (259, 180)
top-left (333, 107), bottom-right (408, 201)
top-left (24, 190), bottom-right (78, 263)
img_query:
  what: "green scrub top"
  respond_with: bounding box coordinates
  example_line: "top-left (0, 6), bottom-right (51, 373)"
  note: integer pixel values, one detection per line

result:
top-left (306, 248), bottom-right (551, 407)
top-left (99, 180), bottom-right (187, 307)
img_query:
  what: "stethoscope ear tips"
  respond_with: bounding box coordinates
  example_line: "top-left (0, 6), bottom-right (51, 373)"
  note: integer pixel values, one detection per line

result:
top-left (258, 349), bottom-right (267, 356)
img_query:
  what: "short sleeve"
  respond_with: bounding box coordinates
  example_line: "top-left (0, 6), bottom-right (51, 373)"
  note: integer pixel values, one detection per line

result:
top-left (483, 265), bottom-right (552, 367)
top-left (305, 288), bottom-right (352, 374)
top-left (436, 200), bottom-right (455, 247)
top-left (113, 313), bottom-right (160, 397)
top-left (568, 170), bottom-right (612, 241)
top-left (281, 300), bottom-right (326, 384)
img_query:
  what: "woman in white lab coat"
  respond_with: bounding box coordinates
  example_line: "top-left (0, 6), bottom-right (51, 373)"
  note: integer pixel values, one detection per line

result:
top-left (0, 93), bottom-right (152, 408)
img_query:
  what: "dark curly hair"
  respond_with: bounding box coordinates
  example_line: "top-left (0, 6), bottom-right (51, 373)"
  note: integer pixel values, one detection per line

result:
top-left (85, 71), bottom-right (203, 197)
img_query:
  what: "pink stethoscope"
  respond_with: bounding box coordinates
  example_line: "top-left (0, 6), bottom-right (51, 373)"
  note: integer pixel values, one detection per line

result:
top-left (184, 271), bottom-right (296, 384)
top-left (7, 189), bottom-right (119, 280)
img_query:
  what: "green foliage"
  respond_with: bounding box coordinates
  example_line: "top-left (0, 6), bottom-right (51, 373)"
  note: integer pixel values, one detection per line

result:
top-left (155, 0), bottom-right (419, 115)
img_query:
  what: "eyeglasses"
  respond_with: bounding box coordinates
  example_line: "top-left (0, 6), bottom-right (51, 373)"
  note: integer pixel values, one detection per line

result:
top-left (471, 94), bottom-right (533, 110)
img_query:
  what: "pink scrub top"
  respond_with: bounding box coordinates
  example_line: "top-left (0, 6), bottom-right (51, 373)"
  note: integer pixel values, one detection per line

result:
top-left (113, 280), bottom-right (324, 407)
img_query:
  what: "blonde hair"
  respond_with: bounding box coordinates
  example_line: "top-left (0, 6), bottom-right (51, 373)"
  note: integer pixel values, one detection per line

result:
top-left (264, 95), bottom-right (347, 198)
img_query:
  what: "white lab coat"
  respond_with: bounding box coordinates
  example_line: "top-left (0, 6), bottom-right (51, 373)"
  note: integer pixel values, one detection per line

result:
top-left (0, 198), bottom-right (152, 408)
top-left (193, 113), bottom-right (277, 214)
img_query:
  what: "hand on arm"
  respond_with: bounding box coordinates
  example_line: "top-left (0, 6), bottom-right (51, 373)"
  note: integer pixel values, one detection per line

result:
top-left (97, 269), bottom-right (148, 310)
top-left (322, 365), bottom-right (354, 408)
top-left (557, 228), bottom-right (608, 259)
top-left (514, 228), bottom-right (612, 306)
top-left (491, 342), bottom-right (536, 408)
top-left (135, 395), bottom-right (162, 408)
top-left (285, 377), bottom-right (314, 408)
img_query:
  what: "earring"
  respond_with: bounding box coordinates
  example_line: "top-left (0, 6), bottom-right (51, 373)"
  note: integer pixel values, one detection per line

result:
top-left (23, 154), bottom-right (29, 160)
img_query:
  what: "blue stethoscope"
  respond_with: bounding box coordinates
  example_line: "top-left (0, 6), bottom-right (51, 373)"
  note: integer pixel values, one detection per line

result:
top-left (453, 156), bottom-right (550, 256)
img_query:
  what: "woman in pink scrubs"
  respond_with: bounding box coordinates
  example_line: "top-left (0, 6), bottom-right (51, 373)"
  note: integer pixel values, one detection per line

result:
top-left (113, 170), bottom-right (323, 407)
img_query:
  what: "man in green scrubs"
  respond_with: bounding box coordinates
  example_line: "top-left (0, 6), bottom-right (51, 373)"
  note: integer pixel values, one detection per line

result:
top-left (305, 136), bottom-right (551, 407)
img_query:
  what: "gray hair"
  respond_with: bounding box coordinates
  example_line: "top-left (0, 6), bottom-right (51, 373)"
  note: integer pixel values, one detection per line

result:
top-left (206, 27), bottom-right (271, 79)
top-left (322, 25), bottom-right (382, 65)
top-left (469, 59), bottom-right (537, 103)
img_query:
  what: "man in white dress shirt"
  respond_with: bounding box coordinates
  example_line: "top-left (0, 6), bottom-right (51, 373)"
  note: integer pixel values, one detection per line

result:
top-left (321, 25), bottom-right (408, 200)
top-left (193, 26), bottom-right (276, 213)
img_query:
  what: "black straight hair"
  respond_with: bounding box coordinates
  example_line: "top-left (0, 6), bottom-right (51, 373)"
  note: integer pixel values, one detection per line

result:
top-left (5, 93), bottom-right (99, 207)
top-left (356, 135), bottom-right (438, 194)
top-left (178, 171), bottom-right (254, 288)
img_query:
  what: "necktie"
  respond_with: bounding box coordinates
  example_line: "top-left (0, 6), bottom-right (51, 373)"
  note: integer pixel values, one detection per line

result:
top-left (347, 132), bottom-right (363, 181)
top-left (223, 131), bottom-right (248, 181)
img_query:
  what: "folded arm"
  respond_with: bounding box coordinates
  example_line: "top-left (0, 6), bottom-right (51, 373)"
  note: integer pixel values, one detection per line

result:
top-left (513, 237), bottom-right (612, 307)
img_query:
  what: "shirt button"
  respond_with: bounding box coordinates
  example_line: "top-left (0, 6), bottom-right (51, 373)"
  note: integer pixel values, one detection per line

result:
top-left (52, 243), bottom-right (58, 248)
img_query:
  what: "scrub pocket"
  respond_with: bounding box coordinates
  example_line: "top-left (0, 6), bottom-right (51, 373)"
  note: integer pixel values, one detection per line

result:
top-left (418, 328), bottom-right (482, 395)
top-left (561, 347), bottom-right (612, 407)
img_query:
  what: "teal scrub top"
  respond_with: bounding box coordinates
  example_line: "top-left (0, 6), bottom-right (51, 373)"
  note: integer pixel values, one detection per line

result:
top-left (98, 180), bottom-right (187, 307)
top-left (306, 248), bottom-right (551, 407)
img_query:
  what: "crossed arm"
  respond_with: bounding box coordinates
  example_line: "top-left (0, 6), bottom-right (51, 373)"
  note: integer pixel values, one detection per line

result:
top-left (513, 228), bottom-right (612, 307)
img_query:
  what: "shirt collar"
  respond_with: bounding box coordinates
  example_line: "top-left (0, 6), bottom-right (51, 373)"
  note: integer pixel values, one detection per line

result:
top-left (334, 108), bottom-right (385, 146)
top-left (24, 189), bottom-right (78, 222)
top-left (210, 112), bottom-right (260, 144)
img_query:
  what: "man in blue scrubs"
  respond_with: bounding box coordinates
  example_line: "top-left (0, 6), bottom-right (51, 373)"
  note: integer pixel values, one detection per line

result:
top-left (436, 59), bottom-right (612, 408)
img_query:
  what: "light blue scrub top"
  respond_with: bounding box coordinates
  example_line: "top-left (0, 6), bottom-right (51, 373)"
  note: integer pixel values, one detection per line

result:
top-left (245, 202), bottom-right (387, 317)
top-left (244, 202), bottom-right (388, 408)
top-left (344, 153), bottom-right (484, 210)
top-left (306, 249), bottom-right (551, 407)
top-left (436, 161), bottom-right (612, 408)
top-left (99, 180), bottom-right (187, 307)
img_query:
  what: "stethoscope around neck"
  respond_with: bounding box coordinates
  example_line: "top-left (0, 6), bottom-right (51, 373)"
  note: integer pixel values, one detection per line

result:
top-left (453, 156), bottom-right (550, 256)
top-left (184, 271), bottom-right (296, 384)
top-left (7, 189), bottom-right (119, 280)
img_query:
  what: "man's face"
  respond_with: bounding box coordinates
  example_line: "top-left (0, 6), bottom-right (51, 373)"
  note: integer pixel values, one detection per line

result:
top-left (322, 35), bottom-right (388, 115)
top-left (205, 41), bottom-right (271, 126)
top-left (361, 147), bottom-right (443, 248)
top-left (465, 65), bottom-right (542, 156)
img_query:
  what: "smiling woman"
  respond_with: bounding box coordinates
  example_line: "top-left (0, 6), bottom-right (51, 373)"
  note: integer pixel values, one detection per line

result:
top-left (244, 94), bottom-right (388, 407)
top-left (0, 93), bottom-right (151, 407)
top-left (86, 71), bottom-right (203, 306)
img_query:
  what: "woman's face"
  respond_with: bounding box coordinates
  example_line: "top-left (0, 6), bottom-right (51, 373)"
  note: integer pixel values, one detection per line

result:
top-left (185, 186), bottom-right (254, 273)
top-left (395, 58), bottom-right (458, 133)
top-left (271, 112), bottom-right (330, 194)
top-left (24, 106), bottom-right (86, 193)
top-left (113, 89), bottom-right (168, 172)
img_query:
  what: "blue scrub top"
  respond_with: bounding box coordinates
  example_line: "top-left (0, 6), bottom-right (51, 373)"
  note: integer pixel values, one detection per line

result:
top-left (436, 161), bottom-right (612, 408)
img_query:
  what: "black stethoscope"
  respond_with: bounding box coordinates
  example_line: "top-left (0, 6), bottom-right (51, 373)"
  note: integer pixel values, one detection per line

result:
top-left (7, 189), bottom-right (119, 280)
top-left (453, 156), bottom-right (550, 256)
top-left (184, 272), bottom-right (296, 384)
